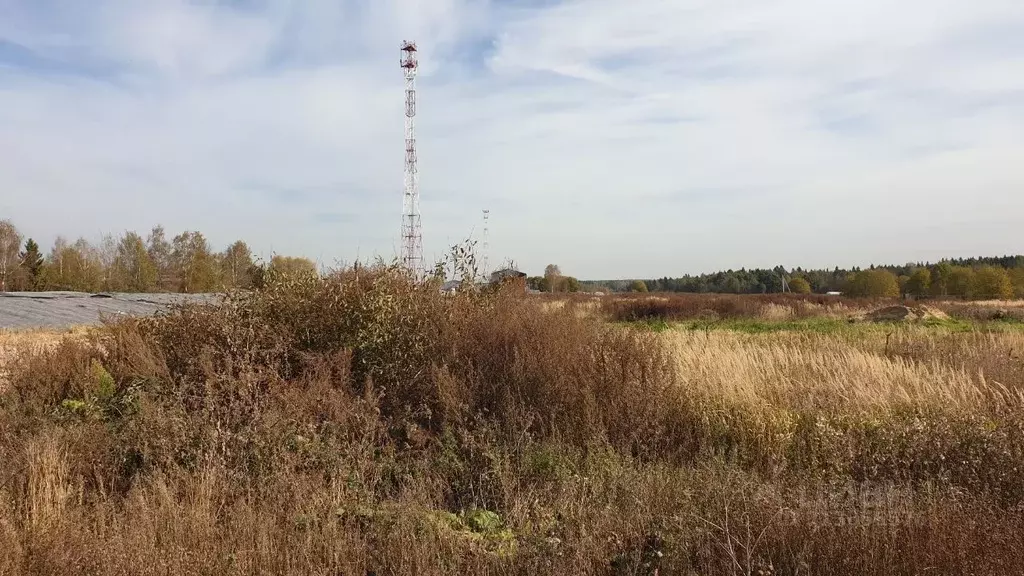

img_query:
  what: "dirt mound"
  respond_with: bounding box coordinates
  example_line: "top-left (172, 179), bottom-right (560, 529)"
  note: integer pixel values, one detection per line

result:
top-left (855, 305), bottom-right (951, 323)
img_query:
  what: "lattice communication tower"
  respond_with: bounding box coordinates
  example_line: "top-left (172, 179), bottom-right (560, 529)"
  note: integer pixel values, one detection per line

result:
top-left (400, 41), bottom-right (423, 274)
top-left (481, 209), bottom-right (490, 281)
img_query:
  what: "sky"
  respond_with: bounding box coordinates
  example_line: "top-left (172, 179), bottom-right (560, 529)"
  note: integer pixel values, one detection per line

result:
top-left (0, 0), bottom-right (1022, 280)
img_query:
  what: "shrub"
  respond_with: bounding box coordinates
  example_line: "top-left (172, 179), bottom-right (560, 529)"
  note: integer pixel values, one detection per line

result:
top-left (788, 277), bottom-right (811, 294)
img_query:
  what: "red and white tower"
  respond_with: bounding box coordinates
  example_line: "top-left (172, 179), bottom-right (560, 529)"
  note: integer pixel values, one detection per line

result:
top-left (400, 41), bottom-right (423, 274)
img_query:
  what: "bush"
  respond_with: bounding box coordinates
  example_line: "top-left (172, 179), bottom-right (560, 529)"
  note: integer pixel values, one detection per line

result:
top-left (788, 277), bottom-right (811, 294)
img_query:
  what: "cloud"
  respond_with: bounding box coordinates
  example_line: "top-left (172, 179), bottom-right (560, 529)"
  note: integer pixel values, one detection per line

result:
top-left (0, 0), bottom-right (1022, 279)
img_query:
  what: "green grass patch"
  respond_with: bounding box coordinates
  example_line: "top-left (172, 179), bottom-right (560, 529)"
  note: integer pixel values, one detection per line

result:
top-left (626, 319), bottom-right (674, 332)
top-left (676, 318), bottom-right (851, 334)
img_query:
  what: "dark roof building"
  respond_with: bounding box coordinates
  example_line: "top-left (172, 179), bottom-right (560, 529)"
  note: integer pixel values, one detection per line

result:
top-left (440, 280), bottom-right (463, 294)
top-left (489, 268), bottom-right (527, 284)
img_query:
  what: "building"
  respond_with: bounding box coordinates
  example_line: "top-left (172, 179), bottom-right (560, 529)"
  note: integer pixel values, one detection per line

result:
top-left (439, 268), bottom-right (528, 295)
top-left (489, 267), bottom-right (528, 294)
top-left (489, 268), bottom-right (527, 284)
top-left (440, 280), bottom-right (463, 294)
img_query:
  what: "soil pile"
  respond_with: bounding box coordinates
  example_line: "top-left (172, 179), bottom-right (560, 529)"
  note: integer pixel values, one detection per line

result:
top-left (854, 305), bottom-right (951, 323)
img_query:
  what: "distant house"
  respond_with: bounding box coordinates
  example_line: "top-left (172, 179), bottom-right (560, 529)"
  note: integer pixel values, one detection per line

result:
top-left (440, 280), bottom-right (463, 294)
top-left (489, 268), bottom-right (528, 294)
top-left (440, 268), bottom-right (528, 294)
top-left (490, 268), bottom-right (527, 284)
top-left (826, 291), bottom-right (842, 296)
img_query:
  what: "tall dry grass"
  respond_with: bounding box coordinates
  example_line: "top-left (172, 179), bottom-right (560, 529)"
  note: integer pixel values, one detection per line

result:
top-left (665, 329), bottom-right (1024, 412)
top-left (934, 300), bottom-right (1024, 322)
top-left (601, 293), bottom-right (882, 323)
top-left (0, 328), bottom-right (89, 392)
top-left (1, 267), bottom-right (1023, 574)
top-left (600, 291), bottom-right (1024, 325)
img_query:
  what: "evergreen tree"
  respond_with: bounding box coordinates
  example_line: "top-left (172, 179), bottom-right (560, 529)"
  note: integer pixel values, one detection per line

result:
top-left (18, 238), bottom-right (43, 290)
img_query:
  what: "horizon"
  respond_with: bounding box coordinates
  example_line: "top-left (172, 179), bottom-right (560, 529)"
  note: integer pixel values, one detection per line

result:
top-left (597, 254), bottom-right (1024, 283)
top-left (4, 218), bottom-right (1023, 283)
top-left (1, 1), bottom-right (1022, 279)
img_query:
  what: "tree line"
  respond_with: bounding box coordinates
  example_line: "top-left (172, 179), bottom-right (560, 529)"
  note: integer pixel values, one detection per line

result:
top-left (584, 256), bottom-right (1024, 299)
top-left (0, 219), bottom-right (317, 293)
top-left (4, 216), bottom-right (1018, 300)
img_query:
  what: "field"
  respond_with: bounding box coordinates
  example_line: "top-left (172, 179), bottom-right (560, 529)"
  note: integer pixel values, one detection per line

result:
top-left (2, 275), bottom-right (1024, 575)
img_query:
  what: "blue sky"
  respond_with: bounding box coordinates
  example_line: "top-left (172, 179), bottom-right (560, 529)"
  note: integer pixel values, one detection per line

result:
top-left (0, 0), bottom-right (1022, 279)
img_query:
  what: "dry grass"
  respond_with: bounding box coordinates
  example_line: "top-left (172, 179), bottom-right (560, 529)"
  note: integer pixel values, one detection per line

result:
top-left (964, 299), bottom-right (1024, 308)
top-left (934, 300), bottom-right (1024, 322)
top-left (664, 328), bottom-right (1024, 412)
top-left (2, 273), bottom-right (1024, 574)
top-left (0, 328), bottom-right (90, 392)
top-left (601, 292), bottom-right (885, 323)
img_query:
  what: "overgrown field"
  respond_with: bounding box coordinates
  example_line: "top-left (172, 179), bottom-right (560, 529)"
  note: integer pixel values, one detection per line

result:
top-left (2, 273), bottom-right (1024, 574)
top-left (599, 291), bottom-right (1024, 325)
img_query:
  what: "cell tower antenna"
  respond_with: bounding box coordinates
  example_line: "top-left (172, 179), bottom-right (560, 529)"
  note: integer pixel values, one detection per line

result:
top-left (400, 40), bottom-right (423, 275)
top-left (481, 209), bottom-right (490, 281)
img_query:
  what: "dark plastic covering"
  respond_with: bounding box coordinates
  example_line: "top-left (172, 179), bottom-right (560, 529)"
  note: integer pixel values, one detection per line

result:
top-left (0, 292), bottom-right (222, 329)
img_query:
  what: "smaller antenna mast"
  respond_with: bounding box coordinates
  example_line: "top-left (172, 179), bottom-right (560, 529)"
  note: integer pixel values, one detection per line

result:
top-left (481, 209), bottom-right (490, 281)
